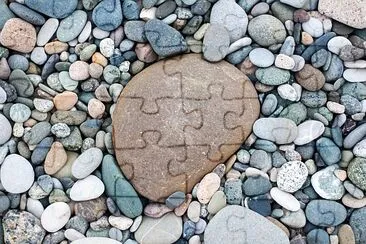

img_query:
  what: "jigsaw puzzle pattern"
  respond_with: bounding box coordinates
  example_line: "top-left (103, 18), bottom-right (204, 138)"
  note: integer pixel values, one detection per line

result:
top-left (113, 54), bottom-right (260, 202)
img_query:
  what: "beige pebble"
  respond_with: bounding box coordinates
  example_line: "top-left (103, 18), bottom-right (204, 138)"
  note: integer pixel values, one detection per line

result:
top-left (88, 98), bottom-right (105, 119)
top-left (108, 216), bottom-right (133, 230)
top-left (334, 169), bottom-right (347, 181)
top-left (53, 91), bottom-right (78, 111)
top-left (0, 18), bottom-right (36, 53)
top-left (44, 41), bottom-right (69, 54)
top-left (301, 32), bottom-right (314, 45)
top-left (342, 194), bottom-right (366, 208)
top-left (338, 224), bottom-right (356, 244)
top-left (45, 142), bottom-right (68, 175)
top-left (327, 101), bottom-right (345, 114)
top-left (187, 201), bottom-right (201, 222)
top-left (92, 52), bottom-right (108, 67)
top-left (89, 63), bottom-right (103, 79)
top-left (143, 203), bottom-right (172, 218)
top-left (196, 173), bottom-right (220, 204)
top-left (174, 194), bottom-right (192, 217)
top-left (224, 154), bottom-right (236, 173)
top-left (69, 61), bottom-right (90, 81)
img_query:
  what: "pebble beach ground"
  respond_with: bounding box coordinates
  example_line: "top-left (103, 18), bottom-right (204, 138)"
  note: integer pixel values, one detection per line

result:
top-left (0, 0), bottom-right (366, 243)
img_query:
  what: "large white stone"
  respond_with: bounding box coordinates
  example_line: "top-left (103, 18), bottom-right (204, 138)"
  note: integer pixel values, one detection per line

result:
top-left (0, 154), bottom-right (34, 193)
top-left (343, 69), bottom-right (366, 82)
top-left (71, 147), bottom-right (103, 179)
top-left (311, 165), bottom-right (345, 200)
top-left (327, 36), bottom-right (352, 55)
top-left (41, 202), bottom-right (71, 232)
top-left (294, 120), bottom-right (325, 145)
top-left (270, 187), bottom-right (300, 211)
top-left (71, 237), bottom-right (122, 244)
top-left (253, 118), bottom-right (298, 144)
top-left (70, 175), bottom-right (105, 201)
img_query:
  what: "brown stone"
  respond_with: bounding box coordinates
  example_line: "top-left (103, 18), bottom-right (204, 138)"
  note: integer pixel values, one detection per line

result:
top-left (74, 197), bottom-right (107, 222)
top-left (53, 91), bottom-right (78, 111)
top-left (44, 41), bottom-right (68, 54)
top-left (135, 43), bottom-right (158, 63)
top-left (295, 64), bottom-right (325, 91)
top-left (0, 18), bottom-right (36, 53)
top-left (338, 224), bottom-right (356, 244)
top-left (44, 142), bottom-right (68, 175)
top-left (113, 54), bottom-right (259, 202)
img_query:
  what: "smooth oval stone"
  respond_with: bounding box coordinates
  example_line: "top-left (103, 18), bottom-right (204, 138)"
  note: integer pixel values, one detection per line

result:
top-left (270, 187), bottom-right (300, 211)
top-left (71, 237), bottom-right (122, 244)
top-left (56, 10), bottom-right (87, 42)
top-left (307, 229), bottom-right (330, 244)
top-left (0, 113), bottom-right (12, 145)
top-left (92, 0), bottom-right (123, 31)
top-left (9, 3), bottom-right (45, 25)
top-left (71, 147), bottom-right (103, 179)
top-left (301, 90), bottom-right (327, 108)
top-left (343, 68), bottom-right (366, 82)
top-left (255, 66), bottom-right (290, 85)
top-left (70, 175), bottom-right (105, 201)
top-left (348, 157), bottom-right (366, 191)
top-left (311, 165), bottom-right (345, 200)
top-left (204, 205), bottom-right (289, 244)
top-left (249, 48), bottom-right (274, 68)
top-left (41, 202), bottom-right (71, 232)
top-left (277, 161), bottom-right (308, 193)
top-left (253, 118), bottom-right (297, 144)
top-left (203, 24), bottom-right (230, 62)
top-left (316, 137), bottom-right (341, 165)
top-left (210, 0), bottom-right (248, 42)
top-left (37, 18), bottom-right (59, 46)
top-left (248, 14), bottom-right (286, 47)
top-left (145, 19), bottom-right (188, 57)
top-left (102, 155), bottom-right (143, 218)
top-left (9, 103), bottom-right (31, 123)
top-left (135, 213), bottom-right (182, 244)
top-left (344, 123), bottom-right (366, 149)
top-left (113, 54), bottom-right (259, 202)
top-left (294, 120), bottom-right (325, 145)
top-left (305, 200), bottom-right (347, 227)
top-left (1, 154), bottom-right (34, 193)
top-left (24, 0), bottom-right (77, 18)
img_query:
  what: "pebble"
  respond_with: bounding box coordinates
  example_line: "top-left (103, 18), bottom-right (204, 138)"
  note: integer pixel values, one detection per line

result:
top-left (248, 15), bottom-right (287, 47)
top-left (305, 200), bottom-right (347, 227)
top-left (207, 191), bottom-right (226, 214)
top-left (72, 147), bottom-right (103, 179)
top-left (70, 175), bottom-right (105, 201)
top-left (1, 154), bottom-right (34, 193)
top-left (3, 210), bottom-right (46, 243)
top-left (295, 64), bottom-right (325, 91)
top-left (348, 157), bottom-right (366, 191)
top-left (243, 175), bottom-right (271, 196)
top-left (301, 90), bottom-right (327, 108)
top-left (44, 141), bottom-right (67, 175)
top-left (277, 84), bottom-right (297, 101)
top-left (108, 216), bottom-right (133, 231)
top-left (343, 69), bottom-right (366, 82)
top-left (37, 18), bottom-right (59, 46)
top-left (145, 19), bottom-right (188, 57)
top-left (275, 54), bottom-right (295, 70)
top-left (255, 67), bottom-right (290, 86)
top-left (210, 0), bottom-right (248, 42)
top-left (53, 91), bottom-right (78, 111)
top-left (249, 48), bottom-right (274, 68)
top-left (294, 120), bottom-right (325, 145)
top-left (0, 0), bottom-right (14, 29)
top-left (24, 0), bottom-right (77, 18)
top-left (342, 194), bottom-right (366, 209)
top-left (69, 61), bottom-right (90, 81)
top-left (270, 187), bottom-right (300, 211)
top-left (197, 173), bottom-right (221, 204)
top-left (135, 213), bottom-right (182, 244)
top-left (316, 137), bottom-right (341, 166)
top-left (72, 237), bottom-right (122, 244)
top-left (55, 10), bottom-right (87, 42)
top-left (311, 165), bottom-right (345, 200)
top-left (203, 24), bottom-right (230, 62)
top-left (204, 205), bottom-right (289, 244)
top-left (88, 98), bottom-right (105, 119)
top-left (302, 18), bottom-right (323, 38)
top-left (24, 121), bottom-right (51, 145)
top-left (253, 118), bottom-right (297, 144)
top-left (41, 202), bottom-right (71, 232)
top-left (0, 113), bottom-right (12, 145)
top-left (92, 0), bottom-right (123, 31)
top-left (277, 161), bottom-right (308, 193)
top-left (338, 224), bottom-right (356, 244)
top-left (0, 18), bottom-right (36, 53)
top-left (166, 191), bottom-right (186, 209)
top-left (350, 207), bottom-right (366, 243)
top-left (9, 2), bottom-right (45, 25)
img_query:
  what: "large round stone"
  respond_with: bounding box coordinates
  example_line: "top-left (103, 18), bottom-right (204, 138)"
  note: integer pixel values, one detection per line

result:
top-left (113, 54), bottom-right (259, 202)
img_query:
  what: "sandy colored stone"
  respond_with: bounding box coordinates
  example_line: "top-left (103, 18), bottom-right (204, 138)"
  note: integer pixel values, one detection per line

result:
top-left (318, 0), bottom-right (366, 29)
top-left (88, 98), bottom-right (105, 119)
top-left (44, 142), bottom-right (68, 175)
top-left (338, 224), bottom-right (356, 244)
top-left (0, 18), bottom-right (36, 53)
top-left (113, 54), bottom-right (259, 202)
top-left (295, 64), bottom-right (325, 91)
top-left (44, 41), bottom-right (68, 54)
top-left (197, 173), bottom-right (221, 204)
top-left (53, 91), bottom-right (78, 111)
top-left (92, 52), bottom-right (108, 67)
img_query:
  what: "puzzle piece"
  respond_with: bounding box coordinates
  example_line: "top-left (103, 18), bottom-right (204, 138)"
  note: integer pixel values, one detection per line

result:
top-left (184, 84), bottom-right (244, 161)
top-left (121, 62), bottom-right (182, 114)
top-left (117, 130), bottom-right (187, 202)
top-left (113, 97), bottom-right (202, 149)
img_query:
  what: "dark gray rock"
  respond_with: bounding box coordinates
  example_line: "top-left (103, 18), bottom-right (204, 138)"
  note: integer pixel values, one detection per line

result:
top-left (243, 176), bottom-right (272, 196)
top-left (31, 137), bottom-right (53, 165)
top-left (124, 21), bottom-right (147, 42)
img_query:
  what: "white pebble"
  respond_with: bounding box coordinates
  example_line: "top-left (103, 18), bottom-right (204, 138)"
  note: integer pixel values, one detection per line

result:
top-left (41, 202), bottom-right (71, 232)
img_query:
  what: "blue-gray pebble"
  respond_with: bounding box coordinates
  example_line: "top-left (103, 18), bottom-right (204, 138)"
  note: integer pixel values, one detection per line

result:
top-left (9, 3), bottom-right (45, 25)
top-left (24, 0), bottom-right (77, 18)
top-left (92, 0), bottom-right (123, 31)
top-left (56, 10), bottom-right (87, 42)
top-left (305, 200), bottom-right (347, 227)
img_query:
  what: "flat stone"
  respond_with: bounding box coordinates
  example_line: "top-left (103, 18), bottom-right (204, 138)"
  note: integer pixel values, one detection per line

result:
top-left (248, 14), bottom-right (287, 47)
top-left (72, 147), bottom-right (103, 179)
top-left (23, 121), bottom-right (51, 145)
top-left (10, 103), bottom-right (31, 123)
top-left (166, 191), bottom-right (186, 209)
top-left (3, 210), bottom-right (45, 244)
top-left (70, 175), bottom-right (105, 201)
top-left (203, 24), bottom-right (230, 62)
top-left (71, 237), bottom-right (122, 244)
top-left (101, 155), bottom-right (143, 218)
top-left (316, 137), bottom-right (341, 165)
top-left (37, 18), bottom-right (59, 46)
top-left (349, 207), bottom-right (366, 243)
top-left (343, 69), bottom-right (366, 82)
top-left (9, 69), bottom-right (34, 97)
top-left (342, 194), bottom-right (366, 209)
top-left (249, 48), bottom-right (274, 68)
top-left (109, 216), bottom-right (133, 231)
top-left (280, 209), bottom-right (306, 229)
top-left (255, 67), bottom-right (290, 86)
top-left (210, 0), bottom-right (248, 42)
top-left (113, 54), bottom-right (259, 201)
top-left (1, 154), bottom-right (34, 194)
top-left (348, 157), bottom-right (366, 191)
top-left (301, 90), bottom-right (327, 108)
top-left (311, 165), bottom-right (345, 200)
top-left (92, 0), bottom-right (123, 31)
top-left (0, 18), bottom-right (36, 53)
top-left (294, 120), bottom-right (325, 145)
top-left (305, 200), bottom-right (347, 227)
top-left (24, 0), bottom-right (77, 18)
top-left (302, 17), bottom-right (324, 38)
top-left (145, 19), bottom-right (188, 57)
top-left (204, 205), bottom-right (289, 244)
top-left (353, 139), bottom-right (366, 157)
top-left (295, 64), bottom-right (325, 91)
top-left (0, 113), bottom-right (12, 145)
top-left (253, 118), bottom-right (297, 144)
top-left (9, 2), bottom-right (46, 26)
top-left (135, 213), bottom-right (182, 244)
top-left (270, 187), bottom-right (300, 211)
top-left (277, 161), bottom-right (308, 193)
top-left (124, 21), bottom-right (147, 42)
top-left (338, 224), bottom-right (356, 244)
top-left (57, 10), bottom-right (87, 42)
top-left (318, 0), bottom-right (366, 29)
top-left (41, 202), bottom-right (71, 232)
